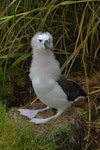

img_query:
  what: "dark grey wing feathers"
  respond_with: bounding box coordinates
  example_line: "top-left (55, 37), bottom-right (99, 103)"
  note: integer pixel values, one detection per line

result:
top-left (57, 75), bottom-right (87, 101)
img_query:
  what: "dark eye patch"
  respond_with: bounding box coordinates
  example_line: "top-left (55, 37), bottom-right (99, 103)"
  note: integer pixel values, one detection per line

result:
top-left (39, 39), bottom-right (42, 42)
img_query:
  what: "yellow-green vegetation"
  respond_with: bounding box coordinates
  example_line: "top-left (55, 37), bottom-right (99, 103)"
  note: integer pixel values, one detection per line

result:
top-left (0, 0), bottom-right (100, 149)
top-left (0, 103), bottom-right (82, 149)
top-left (1, 103), bottom-right (99, 150)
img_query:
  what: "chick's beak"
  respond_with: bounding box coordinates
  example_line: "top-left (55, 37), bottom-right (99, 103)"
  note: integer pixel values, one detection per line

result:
top-left (44, 40), bottom-right (50, 49)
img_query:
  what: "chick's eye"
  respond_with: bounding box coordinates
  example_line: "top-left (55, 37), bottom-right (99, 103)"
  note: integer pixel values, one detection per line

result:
top-left (39, 39), bottom-right (42, 42)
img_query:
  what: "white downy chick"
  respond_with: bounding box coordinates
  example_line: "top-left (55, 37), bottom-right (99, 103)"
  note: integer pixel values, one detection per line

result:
top-left (19, 31), bottom-right (87, 124)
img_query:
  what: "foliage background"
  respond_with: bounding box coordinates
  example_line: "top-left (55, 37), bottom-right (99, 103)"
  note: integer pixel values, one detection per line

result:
top-left (0, 0), bottom-right (100, 101)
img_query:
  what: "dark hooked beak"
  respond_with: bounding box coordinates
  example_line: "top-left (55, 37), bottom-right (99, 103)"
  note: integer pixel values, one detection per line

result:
top-left (44, 40), bottom-right (49, 48)
top-left (44, 40), bottom-right (53, 50)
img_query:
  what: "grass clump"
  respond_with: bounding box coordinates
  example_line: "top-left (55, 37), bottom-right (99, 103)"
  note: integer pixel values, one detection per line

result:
top-left (0, 103), bottom-right (83, 150)
top-left (0, 102), bottom-right (100, 149)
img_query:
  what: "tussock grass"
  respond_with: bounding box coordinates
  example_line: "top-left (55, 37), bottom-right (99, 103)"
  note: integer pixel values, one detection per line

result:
top-left (0, 102), bottom-right (99, 150)
top-left (0, 1), bottom-right (99, 70)
top-left (0, 103), bottom-right (77, 149)
top-left (0, 103), bottom-right (88, 150)
top-left (0, 0), bottom-right (99, 103)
